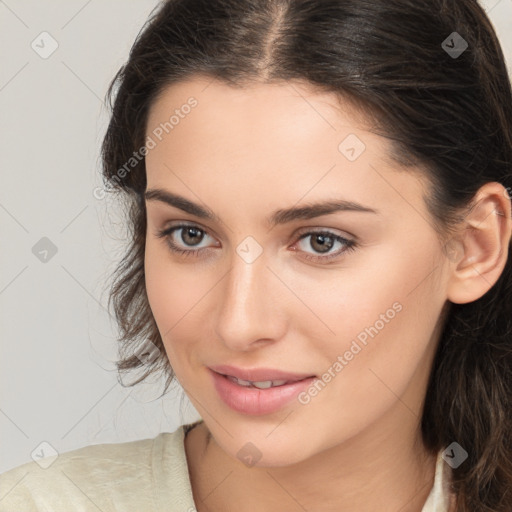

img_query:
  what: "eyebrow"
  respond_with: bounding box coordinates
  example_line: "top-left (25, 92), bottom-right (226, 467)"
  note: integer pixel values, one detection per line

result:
top-left (145, 188), bottom-right (378, 228)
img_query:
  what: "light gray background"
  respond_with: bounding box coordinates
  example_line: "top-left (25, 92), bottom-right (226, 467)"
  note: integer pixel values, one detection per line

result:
top-left (1, 0), bottom-right (511, 473)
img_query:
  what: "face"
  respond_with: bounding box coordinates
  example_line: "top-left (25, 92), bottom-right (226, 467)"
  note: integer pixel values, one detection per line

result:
top-left (143, 76), bottom-right (452, 466)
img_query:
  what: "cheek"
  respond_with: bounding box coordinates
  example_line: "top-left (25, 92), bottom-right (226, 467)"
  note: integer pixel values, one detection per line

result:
top-left (145, 245), bottom-right (177, 329)
top-left (304, 238), bottom-right (442, 373)
top-left (144, 244), bottom-right (204, 359)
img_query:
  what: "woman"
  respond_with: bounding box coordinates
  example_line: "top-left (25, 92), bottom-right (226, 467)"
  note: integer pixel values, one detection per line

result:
top-left (1, 0), bottom-right (511, 510)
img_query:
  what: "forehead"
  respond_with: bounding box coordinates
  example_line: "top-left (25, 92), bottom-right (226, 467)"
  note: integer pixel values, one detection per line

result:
top-left (146, 76), bottom-right (371, 146)
top-left (144, 76), bottom-right (430, 222)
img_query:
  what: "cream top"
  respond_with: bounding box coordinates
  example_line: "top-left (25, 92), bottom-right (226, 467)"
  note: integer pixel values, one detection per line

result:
top-left (0, 421), bottom-right (453, 511)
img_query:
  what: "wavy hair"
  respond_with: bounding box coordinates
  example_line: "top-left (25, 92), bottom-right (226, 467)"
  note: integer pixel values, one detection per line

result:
top-left (100, 1), bottom-right (512, 509)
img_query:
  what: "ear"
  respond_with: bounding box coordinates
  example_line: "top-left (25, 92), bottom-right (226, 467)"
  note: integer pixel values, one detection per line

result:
top-left (446, 182), bottom-right (512, 305)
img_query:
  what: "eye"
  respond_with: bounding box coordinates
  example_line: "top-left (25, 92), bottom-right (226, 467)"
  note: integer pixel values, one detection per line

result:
top-left (155, 223), bottom-right (218, 258)
top-left (293, 230), bottom-right (357, 263)
top-left (155, 223), bottom-right (357, 263)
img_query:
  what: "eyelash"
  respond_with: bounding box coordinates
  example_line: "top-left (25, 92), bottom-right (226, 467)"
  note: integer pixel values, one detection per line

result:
top-left (155, 223), bottom-right (357, 263)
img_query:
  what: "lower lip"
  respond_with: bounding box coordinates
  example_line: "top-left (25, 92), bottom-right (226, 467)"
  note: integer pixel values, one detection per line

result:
top-left (209, 369), bottom-right (317, 416)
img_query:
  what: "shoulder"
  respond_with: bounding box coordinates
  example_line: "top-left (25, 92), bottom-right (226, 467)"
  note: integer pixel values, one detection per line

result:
top-left (0, 425), bottom-right (190, 512)
top-left (421, 449), bottom-right (455, 512)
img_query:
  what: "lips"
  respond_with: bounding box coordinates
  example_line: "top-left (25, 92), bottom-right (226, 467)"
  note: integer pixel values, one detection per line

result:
top-left (209, 368), bottom-right (317, 415)
top-left (209, 364), bottom-right (316, 383)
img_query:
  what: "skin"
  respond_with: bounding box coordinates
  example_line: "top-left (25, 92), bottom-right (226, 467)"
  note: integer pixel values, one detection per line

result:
top-left (143, 76), bottom-right (512, 512)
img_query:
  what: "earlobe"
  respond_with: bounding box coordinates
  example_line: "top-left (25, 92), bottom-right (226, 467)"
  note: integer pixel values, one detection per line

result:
top-left (446, 182), bottom-right (512, 305)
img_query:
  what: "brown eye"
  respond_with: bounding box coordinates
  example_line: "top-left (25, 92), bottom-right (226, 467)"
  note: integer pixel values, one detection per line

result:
top-left (180, 226), bottom-right (205, 246)
top-left (294, 230), bottom-right (357, 263)
top-left (308, 233), bottom-right (335, 253)
top-left (155, 224), bottom-right (357, 263)
top-left (155, 223), bottom-right (217, 258)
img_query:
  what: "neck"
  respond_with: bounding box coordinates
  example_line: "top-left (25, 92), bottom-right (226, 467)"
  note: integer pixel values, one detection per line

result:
top-left (186, 401), bottom-right (438, 512)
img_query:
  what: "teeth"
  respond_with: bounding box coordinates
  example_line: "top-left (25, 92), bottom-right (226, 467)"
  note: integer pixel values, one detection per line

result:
top-left (227, 376), bottom-right (288, 388)
top-left (231, 377), bottom-right (252, 387)
top-left (252, 381), bottom-right (274, 389)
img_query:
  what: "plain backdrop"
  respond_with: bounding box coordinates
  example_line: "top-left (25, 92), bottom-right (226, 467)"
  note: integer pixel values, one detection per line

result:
top-left (1, 0), bottom-right (511, 473)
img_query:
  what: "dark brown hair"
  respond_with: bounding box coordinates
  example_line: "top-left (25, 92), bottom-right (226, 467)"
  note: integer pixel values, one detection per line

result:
top-left (100, 0), bottom-right (512, 509)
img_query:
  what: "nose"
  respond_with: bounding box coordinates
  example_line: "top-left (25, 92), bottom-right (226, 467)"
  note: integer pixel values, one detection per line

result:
top-left (214, 245), bottom-right (288, 352)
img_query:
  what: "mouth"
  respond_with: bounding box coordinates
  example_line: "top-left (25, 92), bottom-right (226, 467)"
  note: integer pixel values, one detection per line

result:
top-left (208, 365), bottom-right (318, 415)
top-left (209, 364), bottom-right (316, 386)
top-left (223, 374), bottom-right (300, 389)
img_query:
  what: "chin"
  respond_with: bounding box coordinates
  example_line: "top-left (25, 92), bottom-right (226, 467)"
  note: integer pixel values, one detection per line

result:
top-left (210, 427), bottom-right (319, 469)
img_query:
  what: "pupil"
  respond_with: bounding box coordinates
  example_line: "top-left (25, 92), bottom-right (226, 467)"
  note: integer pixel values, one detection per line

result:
top-left (183, 227), bottom-right (203, 246)
top-left (312, 234), bottom-right (333, 253)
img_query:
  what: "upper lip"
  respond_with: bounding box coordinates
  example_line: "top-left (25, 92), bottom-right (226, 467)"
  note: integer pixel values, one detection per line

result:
top-left (209, 364), bottom-right (316, 383)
